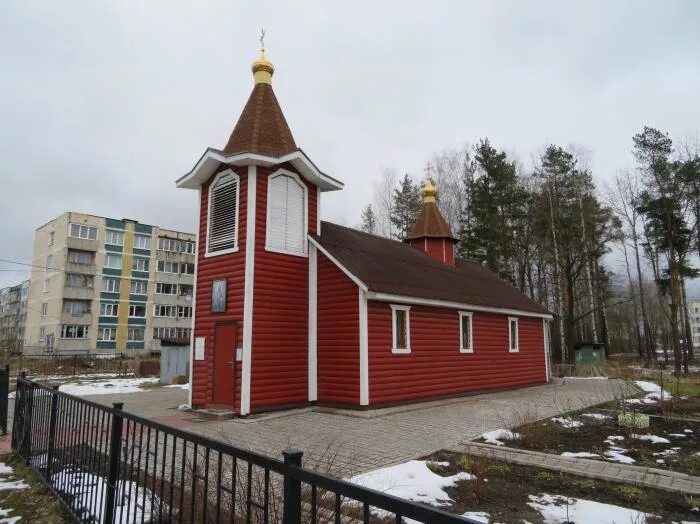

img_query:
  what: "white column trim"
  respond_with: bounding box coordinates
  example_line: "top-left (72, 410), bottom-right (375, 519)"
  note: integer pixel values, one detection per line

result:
top-left (187, 188), bottom-right (201, 408)
top-left (359, 288), bottom-right (369, 406)
top-left (543, 318), bottom-right (550, 382)
top-left (316, 187), bottom-right (321, 235)
top-left (241, 165), bottom-right (257, 415)
top-left (308, 243), bottom-right (318, 401)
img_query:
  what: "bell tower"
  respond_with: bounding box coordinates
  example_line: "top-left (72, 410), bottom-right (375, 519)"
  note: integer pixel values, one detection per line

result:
top-left (406, 180), bottom-right (457, 265)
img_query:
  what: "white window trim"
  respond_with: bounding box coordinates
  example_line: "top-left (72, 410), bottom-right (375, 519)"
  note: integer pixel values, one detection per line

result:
top-left (390, 304), bottom-right (411, 354)
top-left (265, 169), bottom-right (309, 258)
top-left (98, 327), bottom-right (117, 342)
top-left (205, 169), bottom-right (240, 257)
top-left (459, 311), bottom-right (473, 353)
top-left (508, 316), bottom-right (519, 353)
top-left (105, 229), bottom-right (125, 246)
top-left (100, 303), bottom-right (119, 317)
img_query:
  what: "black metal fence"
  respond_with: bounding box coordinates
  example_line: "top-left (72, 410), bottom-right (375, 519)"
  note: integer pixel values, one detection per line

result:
top-left (11, 353), bottom-right (134, 377)
top-left (0, 365), bottom-right (8, 435)
top-left (12, 376), bottom-right (477, 523)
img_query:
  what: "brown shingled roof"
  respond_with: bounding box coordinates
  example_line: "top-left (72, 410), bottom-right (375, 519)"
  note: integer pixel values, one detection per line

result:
top-left (313, 221), bottom-right (550, 315)
top-left (222, 83), bottom-right (297, 157)
top-left (406, 201), bottom-right (457, 240)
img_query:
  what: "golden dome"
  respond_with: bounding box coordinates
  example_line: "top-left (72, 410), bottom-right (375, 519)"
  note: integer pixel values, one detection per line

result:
top-left (252, 50), bottom-right (274, 84)
top-left (421, 179), bottom-right (437, 203)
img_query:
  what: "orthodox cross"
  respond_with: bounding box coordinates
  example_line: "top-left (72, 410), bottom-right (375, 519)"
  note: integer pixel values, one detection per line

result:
top-left (260, 29), bottom-right (266, 54)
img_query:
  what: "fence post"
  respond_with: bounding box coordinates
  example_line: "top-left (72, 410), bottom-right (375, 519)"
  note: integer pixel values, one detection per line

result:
top-left (45, 386), bottom-right (59, 479)
top-left (103, 402), bottom-right (124, 524)
top-left (72, 354), bottom-right (77, 376)
top-left (0, 365), bottom-right (9, 435)
top-left (282, 449), bottom-right (303, 524)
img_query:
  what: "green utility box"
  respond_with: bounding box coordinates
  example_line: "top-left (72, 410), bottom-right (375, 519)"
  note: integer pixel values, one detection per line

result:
top-left (574, 342), bottom-right (606, 365)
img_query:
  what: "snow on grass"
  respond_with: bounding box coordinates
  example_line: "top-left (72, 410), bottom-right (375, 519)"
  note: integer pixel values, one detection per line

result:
top-left (635, 380), bottom-right (672, 401)
top-left (604, 447), bottom-right (636, 464)
top-left (527, 493), bottom-right (653, 523)
top-left (604, 435), bottom-right (624, 445)
top-left (653, 447), bottom-right (681, 457)
top-left (563, 376), bottom-right (609, 380)
top-left (551, 417), bottom-right (584, 429)
top-left (632, 433), bottom-right (671, 444)
top-left (561, 452), bottom-right (600, 458)
top-left (0, 508), bottom-right (21, 524)
top-left (58, 377), bottom-right (159, 396)
top-left (164, 383), bottom-right (190, 390)
top-left (581, 413), bottom-right (611, 420)
top-left (480, 429), bottom-right (521, 446)
top-left (0, 463), bottom-right (28, 492)
top-left (461, 512), bottom-right (490, 523)
top-left (669, 433), bottom-right (687, 438)
top-left (348, 460), bottom-right (473, 508)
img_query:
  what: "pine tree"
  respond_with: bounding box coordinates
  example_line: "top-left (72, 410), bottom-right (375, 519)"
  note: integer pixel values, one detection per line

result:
top-left (360, 204), bottom-right (377, 234)
top-left (390, 174), bottom-right (422, 240)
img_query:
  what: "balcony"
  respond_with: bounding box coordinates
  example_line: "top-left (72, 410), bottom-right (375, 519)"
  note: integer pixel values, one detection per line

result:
top-left (67, 237), bottom-right (98, 252)
top-left (63, 286), bottom-right (95, 300)
top-left (60, 312), bottom-right (92, 324)
top-left (66, 262), bottom-right (97, 275)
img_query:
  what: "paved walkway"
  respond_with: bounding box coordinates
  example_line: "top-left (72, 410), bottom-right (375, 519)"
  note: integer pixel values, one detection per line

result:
top-left (69, 378), bottom-right (628, 475)
top-left (453, 441), bottom-right (700, 495)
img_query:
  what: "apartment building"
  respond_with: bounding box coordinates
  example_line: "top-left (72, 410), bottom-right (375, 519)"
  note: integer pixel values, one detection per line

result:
top-left (0, 280), bottom-right (29, 353)
top-left (25, 212), bottom-right (195, 355)
top-left (691, 300), bottom-right (700, 352)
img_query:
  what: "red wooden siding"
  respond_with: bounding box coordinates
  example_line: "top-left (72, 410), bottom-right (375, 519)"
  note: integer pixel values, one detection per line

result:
top-left (191, 168), bottom-right (247, 410)
top-left (316, 252), bottom-right (360, 404)
top-left (408, 238), bottom-right (455, 265)
top-left (249, 165), bottom-right (317, 410)
top-left (367, 302), bottom-right (545, 405)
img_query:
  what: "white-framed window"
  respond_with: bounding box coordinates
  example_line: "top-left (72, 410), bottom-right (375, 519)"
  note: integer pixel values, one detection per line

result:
top-left (154, 304), bottom-right (177, 317)
top-left (459, 311), bottom-right (473, 353)
top-left (129, 304), bottom-right (146, 317)
top-left (69, 223), bottom-right (98, 240)
top-left (102, 277), bottom-right (120, 293)
top-left (43, 278), bottom-right (49, 293)
top-left (179, 284), bottom-right (193, 297)
top-left (127, 327), bottom-right (144, 341)
top-left (104, 253), bottom-right (122, 269)
top-left (68, 250), bottom-right (93, 264)
top-left (153, 327), bottom-right (191, 340)
top-left (184, 241), bottom-right (196, 254)
top-left (105, 230), bottom-right (124, 246)
top-left (48, 231), bottom-right (54, 246)
top-left (155, 282), bottom-right (177, 295)
top-left (206, 170), bottom-right (240, 255)
top-left (177, 306), bottom-right (192, 318)
top-left (39, 326), bottom-right (45, 340)
top-left (390, 304), bottom-right (411, 354)
top-left (66, 273), bottom-right (93, 288)
top-left (60, 324), bottom-right (89, 339)
top-left (156, 260), bottom-right (179, 274)
top-left (508, 317), bottom-right (519, 353)
top-left (41, 303), bottom-right (48, 317)
top-left (266, 170), bottom-right (307, 256)
top-left (130, 280), bottom-right (147, 295)
top-left (98, 327), bottom-right (117, 341)
top-left (180, 262), bottom-right (195, 275)
top-left (134, 234), bottom-right (151, 250)
top-left (100, 303), bottom-right (119, 317)
top-left (63, 300), bottom-right (89, 315)
top-left (132, 258), bottom-right (149, 272)
top-left (46, 255), bottom-right (53, 269)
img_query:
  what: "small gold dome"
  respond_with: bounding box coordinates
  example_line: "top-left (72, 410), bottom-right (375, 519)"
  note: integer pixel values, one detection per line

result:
top-left (421, 179), bottom-right (437, 203)
top-left (252, 50), bottom-right (274, 84)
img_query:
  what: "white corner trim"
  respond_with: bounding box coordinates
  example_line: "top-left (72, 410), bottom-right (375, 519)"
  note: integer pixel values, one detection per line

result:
top-left (307, 236), bottom-right (369, 292)
top-left (264, 169), bottom-right (309, 257)
top-left (458, 311), bottom-right (473, 353)
top-left (543, 318), bottom-right (550, 381)
top-left (308, 243), bottom-right (318, 402)
top-left (205, 169), bottom-right (240, 257)
top-left (316, 186), bottom-right (321, 235)
top-left (390, 304), bottom-right (411, 354)
top-left (359, 288), bottom-right (369, 405)
top-left (241, 165), bottom-right (257, 415)
top-left (368, 292), bottom-right (553, 320)
top-left (508, 316), bottom-right (519, 353)
top-left (187, 187), bottom-right (201, 408)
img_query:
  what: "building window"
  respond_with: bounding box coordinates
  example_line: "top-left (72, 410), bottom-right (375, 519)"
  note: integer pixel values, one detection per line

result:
top-left (132, 258), bottom-right (149, 272)
top-left (68, 250), bottom-right (93, 265)
top-left (179, 284), bottom-right (193, 297)
top-left (102, 278), bottom-right (120, 293)
top-left (129, 304), bottom-right (146, 317)
top-left (459, 312), bottom-right (473, 353)
top-left (98, 327), bottom-right (117, 341)
top-left (43, 278), bottom-right (49, 293)
top-left (60, 324), bottom-right (89, 339)
top-left (266, 171), bottom-right (307, 255)
top-left (207, 170), bottom-right (239, 255)
top-left (105, 230), bottom-right (124, 246)
top-left (39, 326), bottom-right (45, 340)
top-left (134, 235), bottom-right (151, 250)
top-left (69, 223), bottom-right (98, 241)
top-left (104, 254), bottom-right (122, 269)
top-left (66, 273), bottom-right (93, 288)
top-left (153, 327), bottom-right (191, 340)
top-left (64, 300), bottom-right (89, 315)
top-left (180, 263), bottom-right (194, 275)
top-left (156, 260), bottom-right (179, 274)
top-left (156, 282), bottom-right (177, 295)
top-left (390, 305), bottom-right (411, 354)
top-left (509, 317), bottom-right (519, 353)
top-left (100, 303), bottom-right (118, 317)
top-left (46, 255), bottom-right (53, 269)
top-left (157, 237), bottom-right (195, 253)
top-left (130, 280), bottom-right (147, 295)
top-left (48, 231), bottom-right (54, 246)
top-left (127, 327), bottom-right (144, 341)
top-left (154, 304), bottom-right (177, 317)
top-left (177, 306), bottom-right (192, 318)
top-left (41, 303), bottom-right (48, 317)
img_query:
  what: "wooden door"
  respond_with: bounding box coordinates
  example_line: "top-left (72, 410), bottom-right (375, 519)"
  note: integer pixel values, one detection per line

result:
top-left (213, 322), bottom-right (237, 406)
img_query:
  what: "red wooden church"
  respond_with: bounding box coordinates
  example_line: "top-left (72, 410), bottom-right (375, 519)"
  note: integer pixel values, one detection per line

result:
top-left (177, 49), bottom-right (553, 415)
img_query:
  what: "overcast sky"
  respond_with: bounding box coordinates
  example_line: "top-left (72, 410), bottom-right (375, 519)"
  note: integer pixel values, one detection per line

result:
top-left (1, 1), bottom-right (699, 289)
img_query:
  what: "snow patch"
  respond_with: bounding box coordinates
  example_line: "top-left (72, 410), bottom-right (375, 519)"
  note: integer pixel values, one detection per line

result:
top-left (164, 383), bottom-right (189, 390)
top-left (480, 429), bottom-right (521, 446)
top-left (581, 413), bottom-right (611, 420)
top-left (551, 417), bottom-right (583, 429)
top-left (604, 447), bottom-right (636, 464)
top-left (561, 452), bottom-right (600, 458)
top-left (528, 493), bottom-right (653, 523)
top-left (603, 435), bottom-right (624, 445)
top-left (0, 507), bottom-right (21, 524)
top-left (461, 511), bottom-right (490, 523)
top-left (632, 433), bottom-right (671, 444)
top-left (635, 380), bottom-right (672, 401)
top-left (562, 376), bottom-right (608, 380)
top-left (668, 433), bottom-right (687, 438)
top-left (58, 377), bottom-right (159, 396)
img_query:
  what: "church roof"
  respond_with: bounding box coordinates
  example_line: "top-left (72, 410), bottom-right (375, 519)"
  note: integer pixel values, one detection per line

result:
top-left (313, 221), bottom-right (550, 316)
top-left (222, 82), bottom-right (297, 157)
top-left (406, 201), bottom-right (457, 240)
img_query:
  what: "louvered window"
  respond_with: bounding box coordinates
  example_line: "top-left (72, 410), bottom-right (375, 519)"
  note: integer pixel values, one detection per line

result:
top-left (207, 171), bottom-right (239, 254)
top-left (266, 172), bottom-right (307, 255)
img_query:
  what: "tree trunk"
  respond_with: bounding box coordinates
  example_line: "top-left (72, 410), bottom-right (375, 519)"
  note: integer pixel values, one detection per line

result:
top-left (579, 197), bottom-right (598, 342)
top-left (622, 243), bottom-right (643, 358)
top-left (631, 226), bottom-right (653, 364)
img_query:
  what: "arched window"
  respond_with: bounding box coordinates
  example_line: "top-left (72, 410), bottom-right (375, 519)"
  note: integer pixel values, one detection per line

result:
top-left (207, 170), bottom-right (239, 255)
top-left (266, 171), bottom-right (307, 255)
